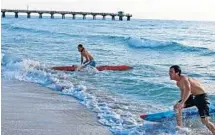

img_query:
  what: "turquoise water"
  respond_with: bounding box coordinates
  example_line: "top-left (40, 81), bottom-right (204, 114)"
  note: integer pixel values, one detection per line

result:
top-left (2, 16), bottom-right (215, 134)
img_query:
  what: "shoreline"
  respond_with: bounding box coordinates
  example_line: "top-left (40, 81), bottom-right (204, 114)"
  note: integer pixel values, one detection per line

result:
top-left (2, 80), bottom-right (112, 135)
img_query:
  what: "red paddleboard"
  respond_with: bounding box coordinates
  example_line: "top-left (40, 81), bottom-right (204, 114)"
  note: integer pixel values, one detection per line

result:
top-left (51, 65), bottom-right (132, 71)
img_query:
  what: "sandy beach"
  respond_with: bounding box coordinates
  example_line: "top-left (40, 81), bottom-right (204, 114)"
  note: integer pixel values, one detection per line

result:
top-left (1, 80), bottom-right (112, 135)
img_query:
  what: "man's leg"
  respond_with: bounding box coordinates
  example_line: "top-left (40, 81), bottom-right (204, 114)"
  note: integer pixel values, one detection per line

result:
top-left (174, 95), bottom-right (194, 128)
top-left (200, 117), bottom-right (215, 135)
top-left (89, 60), bottom-right (96, 67)
top-left (81, 61), bottom-right (91, 69)
top-left (176, 109), bottom-right (183, 127)
top-left (195, 93), bottom-right (215, 134)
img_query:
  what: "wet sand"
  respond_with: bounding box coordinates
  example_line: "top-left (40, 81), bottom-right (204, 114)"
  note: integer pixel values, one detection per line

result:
top-left (1, 80), bottom-right (112, 135)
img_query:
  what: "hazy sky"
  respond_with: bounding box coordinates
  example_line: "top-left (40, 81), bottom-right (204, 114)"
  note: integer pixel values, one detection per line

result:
top-left (2, 0), bottom-right (215, 21)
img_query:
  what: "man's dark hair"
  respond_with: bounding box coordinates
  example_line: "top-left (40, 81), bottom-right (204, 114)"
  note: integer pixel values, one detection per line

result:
top-left (78, 44), bottom-right (83, 48)
top-left (170, 65), bottom-right (181, 76)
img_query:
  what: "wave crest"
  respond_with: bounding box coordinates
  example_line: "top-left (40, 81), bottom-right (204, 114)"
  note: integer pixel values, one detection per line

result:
top-left (127, 37), bottom-right (176, 48)
top-left (126, 37), bottom-right (215, 55)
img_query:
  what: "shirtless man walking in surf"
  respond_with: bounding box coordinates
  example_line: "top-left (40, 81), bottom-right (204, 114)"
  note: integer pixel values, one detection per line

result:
top-left (169, 65), bottom-right (215, 134)
top-left (77, 44), bottom-right (96, 70)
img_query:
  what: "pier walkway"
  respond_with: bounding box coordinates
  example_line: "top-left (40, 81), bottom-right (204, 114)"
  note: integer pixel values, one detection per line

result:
top-left (1, 9), bottom-right (132, 21)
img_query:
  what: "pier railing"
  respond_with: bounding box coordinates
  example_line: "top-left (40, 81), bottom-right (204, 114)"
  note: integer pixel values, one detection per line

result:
top-left (1, 9), bottom-right (132, 21)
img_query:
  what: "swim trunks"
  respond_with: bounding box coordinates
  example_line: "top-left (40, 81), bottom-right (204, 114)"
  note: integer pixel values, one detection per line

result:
top-left (178, 93), bottom-right (210, 118)
top-left (83, 60), bottom-right (96, 68)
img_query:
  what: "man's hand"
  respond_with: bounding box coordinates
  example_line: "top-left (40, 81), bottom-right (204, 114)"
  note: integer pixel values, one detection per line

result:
top-left (177, 102), bottom-right (185, 110)
top-left (76, 65), bottom-right (82, 71)
top-left (174, 102), bottom-right (184, 111)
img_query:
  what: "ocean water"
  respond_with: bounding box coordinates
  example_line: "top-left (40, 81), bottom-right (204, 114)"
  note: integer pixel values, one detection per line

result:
top-left (2, 16), bottom-right (215, 135)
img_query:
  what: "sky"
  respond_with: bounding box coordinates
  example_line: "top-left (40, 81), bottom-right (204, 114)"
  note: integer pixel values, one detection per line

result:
top-left (1, 0), bottom-right (215, 21)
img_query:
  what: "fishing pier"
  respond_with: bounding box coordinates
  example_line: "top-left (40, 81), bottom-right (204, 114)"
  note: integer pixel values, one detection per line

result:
top-left (1, 9), bottom-right (132, 21)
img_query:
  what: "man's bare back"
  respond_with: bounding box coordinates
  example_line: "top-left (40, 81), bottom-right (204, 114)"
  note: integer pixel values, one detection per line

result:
top-left (80, 49), bottom-right (94, 62)
top-left (177, 75), bottom-right (205, 96)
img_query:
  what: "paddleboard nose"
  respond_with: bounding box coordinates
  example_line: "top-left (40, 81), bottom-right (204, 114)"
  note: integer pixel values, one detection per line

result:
top-left (140, 114), bottom-right (147, 119)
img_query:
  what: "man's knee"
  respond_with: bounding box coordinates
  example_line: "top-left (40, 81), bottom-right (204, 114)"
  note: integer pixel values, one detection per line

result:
top-left (200, 117), bottom-right (209, 125)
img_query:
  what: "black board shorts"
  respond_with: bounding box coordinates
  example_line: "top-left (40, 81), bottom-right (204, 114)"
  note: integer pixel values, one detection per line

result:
top-left (179, 93), bottom-right (210, 118)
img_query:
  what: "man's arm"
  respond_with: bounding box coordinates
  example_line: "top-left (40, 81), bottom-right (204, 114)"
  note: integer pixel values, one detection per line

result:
top-left (83, 56), bottom-right (90, 64)
top-left (83, 51), bottom-right (90, 64)
top-left (81, 55), bottom-right (83, 65)
top-left (176, 82), bottom-right (183, 101)
top-left (180, 77), bottom-right (191, 104)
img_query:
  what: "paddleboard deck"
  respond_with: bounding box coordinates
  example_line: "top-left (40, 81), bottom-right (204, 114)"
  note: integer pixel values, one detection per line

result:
top-left (140, 104), bottom-right (215, 122)
top-left (51, 65), bottom-right (132, 71)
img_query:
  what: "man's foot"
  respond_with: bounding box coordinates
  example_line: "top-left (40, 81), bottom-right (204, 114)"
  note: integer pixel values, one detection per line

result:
top-left (176, 126), bottom-right (191, 134)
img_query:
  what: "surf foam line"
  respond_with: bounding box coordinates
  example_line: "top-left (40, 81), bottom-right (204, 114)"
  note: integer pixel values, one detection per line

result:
top-left (2, 54), bottom-right (201, 135)
top-left (1, 53), bottom-right (144, 135)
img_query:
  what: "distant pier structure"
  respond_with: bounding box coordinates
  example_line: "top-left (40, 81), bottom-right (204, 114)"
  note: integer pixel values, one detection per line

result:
top-left (1, 9), bottom-right (132, 21)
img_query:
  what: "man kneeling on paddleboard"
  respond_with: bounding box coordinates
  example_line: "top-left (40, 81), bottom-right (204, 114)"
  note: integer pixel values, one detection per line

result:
top-left (169, 65), bottom-right (215, 134)
top-left (77, 44), bottom-right (96, 70)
